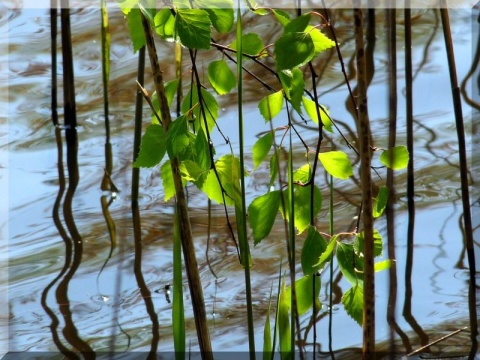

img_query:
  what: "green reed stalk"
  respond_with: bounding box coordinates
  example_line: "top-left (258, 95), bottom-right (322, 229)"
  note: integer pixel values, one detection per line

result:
top-left (328, 175), bottom-right (335, 358)
top-left (173, 204), bottom-right (186, 357)
top-left (235, 4), bottom-right (255, 357)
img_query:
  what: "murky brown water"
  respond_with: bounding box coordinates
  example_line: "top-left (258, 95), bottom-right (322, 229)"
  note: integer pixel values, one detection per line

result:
top-left (1, 4), bottom-right (479, 357)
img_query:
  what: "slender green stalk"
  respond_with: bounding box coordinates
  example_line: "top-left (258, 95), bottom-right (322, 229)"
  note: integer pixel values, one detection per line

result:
top-left (328, 175), bottom-right (335, 359)
top-left (235, 4), bottom-right (255, 357)
top-left (173, 204), bottom-right (186, 357)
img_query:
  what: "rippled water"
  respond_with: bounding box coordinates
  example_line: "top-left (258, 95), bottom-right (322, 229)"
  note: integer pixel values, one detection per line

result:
top-left (2, 4), bottom-right (479, 357)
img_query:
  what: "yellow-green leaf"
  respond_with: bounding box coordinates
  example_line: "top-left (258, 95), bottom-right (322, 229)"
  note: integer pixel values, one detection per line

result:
top-left (318, 151), bottom-right (353, 180)
top-left (258, 91), bottom-right (284, 122)
top-left (302, 96), bottom-right (333, 132)
top-left (380, 145), bottom-right (409, 170)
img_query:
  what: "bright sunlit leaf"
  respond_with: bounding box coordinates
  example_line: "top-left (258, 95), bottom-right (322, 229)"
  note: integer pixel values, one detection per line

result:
top-left (280, 184), bottom-right (322, 234)
top-left (354, 229), bottom-right (383, 258)
top-left (274, 32), bottom-right (314, 70)
top-left (301, 226), bottom-right (328, 275)
top-left (375, 259), bottom-right (393, 272)
top-left (306, 25), bottom-right (336, 54)
top-left (379, 145), bottom-right (409, 170)
top-left (318, 151), bottom-right (353, 180)
top-left (302, 96), bottom-right (333, 132)
top-left (284, 13), bottom-right (311, 33)
top-left (258, 91), bottom-right (284, 122)
top-left (373, 186), bottom-right (389, 218)
top-left (285, 274), bottom-right (320, 315)
top-left (252, 132), bottom-right (273, 170)
top-left (154, 7), bottom-right (175, 39)
top-left (133, 124), bottom-right (166, 168)
top-left (278, 69), bottom-right (304, 114)
top-left (337, 242), bottom-right (363, 287)
top-left (208, 59), bottom-right (236, 95)
top-left (248, 190), bottom-right (281, 245)
top-left (175, 8), bottom-right (211, 49)
top-left (342, 284), bottom-right (364, 326)
top-left (195, 0), bottom-right (234, 33)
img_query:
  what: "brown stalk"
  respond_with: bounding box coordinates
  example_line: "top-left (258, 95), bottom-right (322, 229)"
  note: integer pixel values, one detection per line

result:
top-left (140, 12), bottom-right (213, 358)
top-left (353, 6), bottom-right (375, 358)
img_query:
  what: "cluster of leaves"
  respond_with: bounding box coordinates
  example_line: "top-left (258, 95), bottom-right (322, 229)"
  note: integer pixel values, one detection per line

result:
top-left (119, 0), bottom-right (409, 346)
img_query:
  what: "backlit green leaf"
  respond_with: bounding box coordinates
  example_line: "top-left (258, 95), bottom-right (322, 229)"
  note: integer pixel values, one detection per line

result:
top-left (192, 128), bottom-right (212, 187)
top-left (284, 13), bottom-right (311, 33)
top-left (293, 163), bottom-right (311, 183)
top-left (315, 235), bottom-right (337, 270)
top-left (301, 226), bottom-right (328, 275)
top-left (248, 190), bottom-right (281, 245)
top-left (318, 151), bottom-right (353, 180)
top-left (375, 259), bottom-right (393, 272)
top-left (252, 132), bottom-right (273, 170)
top-left (154, 7), bottom-right (175, 39)
top-left (175, 9), bottom-right (211, 49)
top-left (278, 69), bottom-right (304, 114)
top-left (133, 124), bottom-right (166, 168)
top-left (258, 91), bottom-right (284, 122)
top-left (373, 186), bottom-right (389, 218)
top-left (337, 242), bottom-right (363, 286)
top-left (379, 145), bottom-right (409, 170)
top-left (166, 116), bottom-right (190, 158)
top-left (342, 284), bottom-right (363, 326)
top-left (200, 0), bottom-right (234, 33)
top-left (272, 9), bottom-right (290, 26)
top-left (208, 59), bottom-right (236, 95)
top-left (285, 274), bottom-right (320, 315)
top-left (201, 155), bottom-right (241, 206)
top-left (161, 160), bottom-right (183, 202)
top-left (179, 160), bottom-right (207, 181)
top-left (230, 33), bottom-right (265, 56)
top-left (354, 229), bottom-right (383, 258)
top-left (306, 25), bottom-right (336, 55)
top-left (280, 184), bottom-right (322, 234)
top-left (302, 96), bottom-right (333, 132)
top-left (126, 8), bottom-right (146, 53)
top-left (275, 32), bottom-right (314, 70)
top-left (278, 279), bottom-right (291, 355)
top-left (181, 87), bottom-right (219, 134)
top-left (151, 79), bottom-right (179, 124)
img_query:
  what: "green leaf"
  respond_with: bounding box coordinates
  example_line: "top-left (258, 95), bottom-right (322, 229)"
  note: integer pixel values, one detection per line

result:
top-left (278, 69), bottom-right (304, 114)
top-left (201, 155), bottom-right (241, 206)
top-left (280, 184), bottom-right (322, 234)
top-left (375, 259), bottom-right (393, 272)
top-left (179, 160), bottom-right (207, 181)
top-left (230, 33), bottom-right (265, 56)
top-left (285, 274), bottom-right (320, 315)
top-left (293, 163), bottom-right (311, 183)
top-left (354, 229), bottom-right (383, 258)
top-left (207, 59), bottom-right (236, 95)
top-left (373, 186), bottom-right (389, 218)
top-left (258, 91), bottom-right (284, 122)
top-left (263, 296), bottom-right (272, 358)
top-left (301, 226), bottom-right (328, 275)
top-left (154, 7), bottom-right (175, 39)
top-left (306, 25), bottom-right (336, 55)
top-left (284, 13), bottom-right (311, 33)
top-left (315, 235), bottom-right (337, 270)
top-left (196, 0), bottom-right (234, 33)
top-left (337, 242), bottom-right (363, 286)
top-left (342, 284), bottom-right (363, 326)
top-left (175, 8), bottom-right (211, 49)
top-left (166, 115), bottom-right (190, 158)
top-left (302, 96), bottom-right (333, 132)
top-left (318, 151), bottom-right (353, 180)
top-left (272, 9), bottom-right (290, 26)
top-left (278, 279), bottom-right (291, 356)
top-left (192, 128), bottom-right (212, 187)
top-left (181, 87), bottom-right (219, 134)
top-left (275, 32), bottom-right (314, 70)
top-left (269, 149), bottom-right (280, 190)
top-left (133, 124), bottom-right (167, 168)
top-left (161, 160), bottom-right (178, 202)
top-left (248, 190), bottom-right (281, 245)
top-left (126, 8), bottom-right (146, 53)
top-left (118, 0), bottom-right (139, 14)
top-left (379, 145), bottom-right (409, 170)
top-left (151, 79), bottom-right (179, 124)
top-left (252, 132), bottom-right (273, 170)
